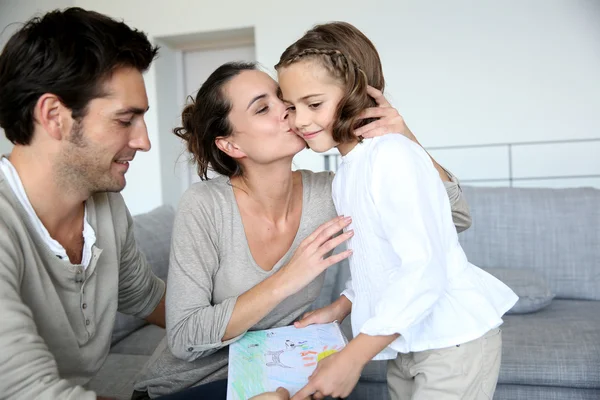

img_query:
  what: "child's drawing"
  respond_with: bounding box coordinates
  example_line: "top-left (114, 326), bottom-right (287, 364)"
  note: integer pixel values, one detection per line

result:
top-left (265, 339), bottom-right (303, 368)
top-left (227, 323), bottom-right (347, 400)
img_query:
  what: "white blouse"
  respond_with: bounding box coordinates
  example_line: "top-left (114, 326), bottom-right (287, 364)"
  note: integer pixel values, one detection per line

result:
top-left (332, 135), bottom-right (518, 360)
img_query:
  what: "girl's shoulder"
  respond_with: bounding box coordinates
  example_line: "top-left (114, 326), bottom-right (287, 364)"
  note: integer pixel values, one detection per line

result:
top-left (370, 135), bottom-right (431, 166)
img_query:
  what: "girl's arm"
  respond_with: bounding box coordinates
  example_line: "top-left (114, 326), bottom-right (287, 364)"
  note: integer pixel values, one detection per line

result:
top-left (292, 333), bottom-right (399, 400)
top-left (293, 134), bottom-right (457, 400)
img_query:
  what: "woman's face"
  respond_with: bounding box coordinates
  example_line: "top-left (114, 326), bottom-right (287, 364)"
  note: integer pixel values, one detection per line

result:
top-left (223, 69), bottom-right (306, 166)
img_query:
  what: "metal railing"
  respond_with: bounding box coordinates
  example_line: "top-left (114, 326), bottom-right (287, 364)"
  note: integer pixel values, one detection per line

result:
top-left (323, 137), bottom-right (600, 187)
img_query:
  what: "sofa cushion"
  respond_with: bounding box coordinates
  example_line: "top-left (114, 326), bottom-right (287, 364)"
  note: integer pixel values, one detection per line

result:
top-left (348, 380), bottom-right (390, 400)
top-left (111, 324), bottom-right (166, 356)
top-left (500, 299), bottom-right (600, 389)
top-left (459, 186), bottom-right (600, 301)
top-left (87, 354), bottom-right (150, 400)
top-left (482, 267), bottom-right (554, 314)
top-left (132, 204), bottom-right (175, 282)
top-left (494, 384), bottom-right (600, 400)
top-left (112, 205), bottom-right (175, 345)
top-left (352, 300), bottom-right (600, 390)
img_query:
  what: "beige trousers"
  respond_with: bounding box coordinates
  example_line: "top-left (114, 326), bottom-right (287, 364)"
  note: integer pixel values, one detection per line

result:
top-left (387, 328), bottom-right (502, 400)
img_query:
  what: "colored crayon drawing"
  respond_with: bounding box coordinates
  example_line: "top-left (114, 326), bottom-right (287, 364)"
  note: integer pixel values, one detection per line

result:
top-left (227, 323), bottom-right (346, 400)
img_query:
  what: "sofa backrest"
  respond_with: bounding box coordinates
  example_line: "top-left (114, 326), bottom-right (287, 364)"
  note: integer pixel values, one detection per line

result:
top-left (459, 185), bottom-right (599, 301)
top-left (111, 204), bottom-right (175, 345)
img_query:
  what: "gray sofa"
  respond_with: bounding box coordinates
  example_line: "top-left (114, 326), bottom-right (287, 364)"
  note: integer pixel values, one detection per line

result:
top-left (89, 186), bottom-right (600, 399)
top-left (88, 205), bottom-right (175, 400)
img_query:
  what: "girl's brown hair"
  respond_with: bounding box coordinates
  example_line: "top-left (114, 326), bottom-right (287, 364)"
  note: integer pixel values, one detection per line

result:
top-left (275, 22), bottom-right (385, 144)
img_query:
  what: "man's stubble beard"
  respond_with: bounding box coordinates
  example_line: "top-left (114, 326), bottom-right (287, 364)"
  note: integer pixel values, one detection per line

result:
top-left (56, 120), bottom-right (125, 196)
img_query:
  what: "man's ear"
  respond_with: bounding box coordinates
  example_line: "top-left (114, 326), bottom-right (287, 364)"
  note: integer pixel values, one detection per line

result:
top-left (34, 93), bottom-right (72, 141)
top-left (215, 137), bottom-right (246, 159)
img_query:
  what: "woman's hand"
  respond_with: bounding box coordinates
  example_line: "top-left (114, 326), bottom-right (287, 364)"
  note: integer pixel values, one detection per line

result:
top-left (355, 86), bottom-right (418, 144)
top-left (355, 86), bottom-right (451, 181)
top-left (221, 216), bottom-right (353, 342)
top-left (250, 387), bottom-right (292, 400)
top-left (276, 216), bottom-right (353, 297)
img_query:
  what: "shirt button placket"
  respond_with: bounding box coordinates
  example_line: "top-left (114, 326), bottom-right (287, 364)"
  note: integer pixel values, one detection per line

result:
top-left (77, 266), bottom-right (90, 331)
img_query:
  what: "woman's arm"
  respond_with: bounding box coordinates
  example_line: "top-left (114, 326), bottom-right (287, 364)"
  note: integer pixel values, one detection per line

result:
top-left (222, 216), bottom-right (353, 340)
top-left (166, 190), bottom-right (353, 361)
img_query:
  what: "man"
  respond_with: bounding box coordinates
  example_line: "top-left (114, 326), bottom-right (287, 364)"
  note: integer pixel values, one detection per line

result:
top-left (0, 7), bottom-right (294, 400)
top-left (0, 8), bottom-right (165, 399)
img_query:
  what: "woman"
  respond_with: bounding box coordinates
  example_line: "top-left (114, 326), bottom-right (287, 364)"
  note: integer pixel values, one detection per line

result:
top-left (133, 62), bottom-right (471, 399)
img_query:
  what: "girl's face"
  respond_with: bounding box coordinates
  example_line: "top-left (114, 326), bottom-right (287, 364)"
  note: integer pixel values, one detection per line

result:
top-left (278, 60), bottom-right (344, 153)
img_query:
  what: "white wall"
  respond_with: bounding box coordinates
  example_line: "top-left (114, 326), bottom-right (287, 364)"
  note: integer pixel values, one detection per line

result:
top-left (0, 0), bottom-right (74, 155)
top-left (2, 0), bottom-right (599, 212)
top-left (182, 45), bottom-right (257, 186)
top-left (0, 136), bottom-right (11, 155)
top-left (76, 0), bottom-right (599, 149)
top-left (0, 0), bottom-right (166, 213)
top-left (77, 0), bottom-right (600, 198)
top-left (152, 43), bottom-right (186, 210)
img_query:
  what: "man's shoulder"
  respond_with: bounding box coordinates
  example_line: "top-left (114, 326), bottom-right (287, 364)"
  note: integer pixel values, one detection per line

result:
top-left (0, 182), bottom-right (26, 233)
top-left (91, 191), bottom-right (126, 212)
top-left (0, 188), bottom-right (17, 213)
top-left (0, 185), bottom-right (30, 278)
top-left (90, 192), bottom-right (130, 225)
top-left (88, 192), bottom-right (131, 244)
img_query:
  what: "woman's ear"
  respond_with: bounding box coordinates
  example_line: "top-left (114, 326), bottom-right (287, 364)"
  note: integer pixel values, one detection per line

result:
top-left (215, 137), bottom-right (246, 159)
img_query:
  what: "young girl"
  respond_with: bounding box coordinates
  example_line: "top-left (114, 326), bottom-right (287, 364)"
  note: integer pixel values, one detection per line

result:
top-left (276, 22), bottom-right (518, 400)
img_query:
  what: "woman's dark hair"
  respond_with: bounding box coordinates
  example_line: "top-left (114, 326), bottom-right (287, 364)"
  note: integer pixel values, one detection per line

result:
top-left (0, 7), bottom-right (158, 145)
top-left (174, 61), bottom-right (257, 180)
top-left (275, 21), bottom-right (385, 144)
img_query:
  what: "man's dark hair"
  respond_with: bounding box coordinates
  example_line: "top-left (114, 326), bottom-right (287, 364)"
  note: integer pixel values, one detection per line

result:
top-left (0, 7), bottom-right (159, 145)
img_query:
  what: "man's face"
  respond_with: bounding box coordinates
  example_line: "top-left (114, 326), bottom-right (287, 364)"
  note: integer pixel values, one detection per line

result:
top-left (58, 67), bottom-right (151, 193)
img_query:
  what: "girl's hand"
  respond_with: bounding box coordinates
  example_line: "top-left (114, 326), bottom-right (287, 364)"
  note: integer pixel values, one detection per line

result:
top-left (294, 296), bottom-right (352, 328)
top-left (294, 305), bottom-right (339, 328)
top-left (291, 350), bottom-right (363, 400)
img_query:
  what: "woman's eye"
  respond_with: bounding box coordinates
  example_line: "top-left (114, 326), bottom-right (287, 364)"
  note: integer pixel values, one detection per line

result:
top-left (308, 103), bottom-right (322, 109)
top-left (257, 106), bottom-right (269, 114)
top-left (286, 105), bottom-right (296, 112)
